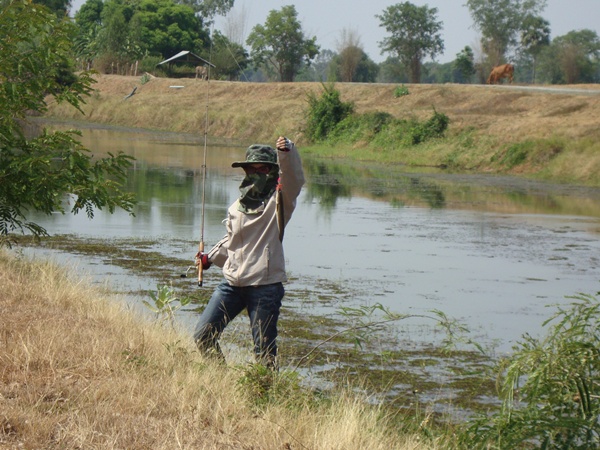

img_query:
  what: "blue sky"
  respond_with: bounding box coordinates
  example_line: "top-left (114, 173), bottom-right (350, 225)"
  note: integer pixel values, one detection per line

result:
top-left (71, 0), bottom-right (600, 64)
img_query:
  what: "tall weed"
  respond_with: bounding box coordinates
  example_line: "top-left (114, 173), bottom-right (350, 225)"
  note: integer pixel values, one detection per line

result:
top-left (460, 294), bottom-right (600, 449)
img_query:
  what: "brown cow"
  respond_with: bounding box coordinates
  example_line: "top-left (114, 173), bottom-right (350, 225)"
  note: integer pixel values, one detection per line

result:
top-left (487, 63), bottom-right (514, 84)
top-left (195, 65), bottom-right (208, 80)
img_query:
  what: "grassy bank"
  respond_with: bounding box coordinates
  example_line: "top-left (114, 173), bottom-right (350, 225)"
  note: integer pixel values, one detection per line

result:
top-left (0, 251), bottom-right (445, 449)
top-left (44, 74), bottom-right (600, 186)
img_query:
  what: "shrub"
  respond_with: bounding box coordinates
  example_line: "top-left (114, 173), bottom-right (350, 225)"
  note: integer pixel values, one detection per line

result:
top-left (304, 83), bottom-right (354, 142)
top-left (407, 110), bottom-right (450, 145)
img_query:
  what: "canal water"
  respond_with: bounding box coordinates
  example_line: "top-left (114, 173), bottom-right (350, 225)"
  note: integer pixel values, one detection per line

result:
top-left (24, 120), bottom-right (600, 358)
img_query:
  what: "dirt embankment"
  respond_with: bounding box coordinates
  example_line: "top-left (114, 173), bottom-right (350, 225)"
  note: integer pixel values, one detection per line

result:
top-left (46, 74), bottom-right (600, 144)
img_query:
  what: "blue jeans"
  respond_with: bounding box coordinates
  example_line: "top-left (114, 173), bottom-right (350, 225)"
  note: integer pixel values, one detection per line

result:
top-left (193, 280), bottom-right (284, 366)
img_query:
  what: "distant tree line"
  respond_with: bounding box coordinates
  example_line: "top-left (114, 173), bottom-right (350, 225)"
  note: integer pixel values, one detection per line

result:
top-left (28, 0), bottom-right (600, 84)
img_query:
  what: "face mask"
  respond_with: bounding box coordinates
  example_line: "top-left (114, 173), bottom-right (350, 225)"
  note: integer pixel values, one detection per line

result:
top-left (238, 169), bottom-right (278, 214)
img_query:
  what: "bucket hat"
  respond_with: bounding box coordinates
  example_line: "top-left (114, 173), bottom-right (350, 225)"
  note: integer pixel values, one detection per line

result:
top-left (232, 144), bottom-right (278, 168)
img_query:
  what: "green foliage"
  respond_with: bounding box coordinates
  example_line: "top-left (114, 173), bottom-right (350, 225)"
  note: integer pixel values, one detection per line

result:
top-left (465, 0), bottom-right (546, 64)
top-left (461, 294), bottom-right (600, 449)
top-left (543, 29), bottom-right (600, 84)
top-left (329, 46), bottom-right (380, 83)
top-left (185, 0), bottom-right (234, 24)
top-left (376, 3), bottom-right (444, 83)
top-left (304, 85), bottom-right (449, 148)
top-left (340, 111), bottom-right (449, 148)
top-left (75, 0), bottom-right (209, 71)
top-left (393, 84), bottom-right (410, 97)
top-left (328, 111), bottom-right (394, 145)
top-left (137, 55), bottom-right (162, 75)
top-left (453, 46), bottom-right (477, 83)
top-left (520, 15), bottom-right (551, 55)
top-left (409, 109), bottom-right (450, 145)
top-left (246, 5), bottom-right (320, 82)
top-left (0, 0), bottom-right (136, 240)
top-left (32, 0), bottom-right (69, 16)
top-left (143, 284), bottom-right (191, 328)
top-left (210, 30), bottom-right (250, 81)
top-left (304, 84), bottom-right (355, 142)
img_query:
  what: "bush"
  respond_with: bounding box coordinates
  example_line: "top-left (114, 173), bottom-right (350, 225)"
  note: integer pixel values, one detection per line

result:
top-left (304, 83), bottom-right (354, 142)
top-left (328, 111), bottom-right (395, 144)
top-left (304, 85), bottom-right (449, 148)
top-left (394, 84), bottom-right (410, 97)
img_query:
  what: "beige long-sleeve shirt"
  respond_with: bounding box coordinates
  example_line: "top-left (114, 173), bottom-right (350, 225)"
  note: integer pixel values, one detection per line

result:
top-left (207, 143), bottom-right (305, 287)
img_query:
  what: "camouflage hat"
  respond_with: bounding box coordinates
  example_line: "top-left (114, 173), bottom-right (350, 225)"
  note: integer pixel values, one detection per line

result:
top-left (232, 144), bottom-right (278, 168)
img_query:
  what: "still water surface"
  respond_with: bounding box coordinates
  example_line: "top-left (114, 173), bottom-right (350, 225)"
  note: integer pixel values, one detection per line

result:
top-left (28, 122), bottom-right (600, 355)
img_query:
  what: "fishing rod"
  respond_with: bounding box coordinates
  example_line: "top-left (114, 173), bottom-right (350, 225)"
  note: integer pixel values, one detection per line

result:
top-left (196, 26), bottom-right (215, 287)
top-left (181, 27), bottom-right (214, 286)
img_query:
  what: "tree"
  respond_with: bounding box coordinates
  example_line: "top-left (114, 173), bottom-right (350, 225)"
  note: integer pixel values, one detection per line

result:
top-left (210, 30), bottom-right (250, 80)
top-left (377, 56), bottom-right (409, 83)
top-left (246, 5), bottom-right (319, 82)
top-left (466, 0), bottom-right (547, 65)
top-left (98, 2), bottom-right (129, 58)
top-left (520, 15), bottom-right (550, 83)
top-left (74, 0), bottom-right (104, 69)
top-left (550, 29), bottom-right (600, 83)
top-left (74, 0), bottom-right (209, 73)
top-left (179, 0), bottom-right (234, 25)
top-left (352, 52), bottom-right (379, 83)
top-left (376, 2), bottom-right (444, 83)
top-left (0, 0), bottom-right (135, 242)
top-left (336, 28), bottom-right (363, 82)
top-left (301, 49), bottom-right (336, 82)
top-left (329, 50), bottom-right (379, 83)
top-left (220, 1), bottom-right (248, 46)
top-left (453, 46), bottom-right (477, 83)
top-left (33, 0), bottom-right (70, 16)
top-left (130, 0), bottom-right (207, 58)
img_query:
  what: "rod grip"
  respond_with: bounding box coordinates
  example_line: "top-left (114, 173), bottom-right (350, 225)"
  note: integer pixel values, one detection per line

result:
top-left (197, 241), bottom-right (204, 287)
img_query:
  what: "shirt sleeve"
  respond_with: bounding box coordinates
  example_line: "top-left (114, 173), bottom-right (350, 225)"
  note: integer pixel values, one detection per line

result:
top-left (277, 142), bottom-right (305, 223)
top-left (207, 234), bottom-right (229, 268)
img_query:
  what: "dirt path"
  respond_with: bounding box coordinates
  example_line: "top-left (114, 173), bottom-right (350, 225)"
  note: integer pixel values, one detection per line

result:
top-left (485, 83), bottom-right (600, 96)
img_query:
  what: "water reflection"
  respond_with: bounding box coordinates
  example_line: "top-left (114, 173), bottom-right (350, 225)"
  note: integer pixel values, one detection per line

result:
top-left (302, 159), bottom-right (447, 210)
top-left (24, 120), bottom-right (600, 357)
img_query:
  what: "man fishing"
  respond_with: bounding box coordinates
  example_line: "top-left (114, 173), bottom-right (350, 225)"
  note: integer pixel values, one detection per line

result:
top-left (193, 136), bottom-right (305, 370)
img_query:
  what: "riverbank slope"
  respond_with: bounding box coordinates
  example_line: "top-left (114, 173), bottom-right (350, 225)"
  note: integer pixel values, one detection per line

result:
top-left (0, 251), bottom-right (436, 449)
top-left (45, 74), bottom-right (600, 185)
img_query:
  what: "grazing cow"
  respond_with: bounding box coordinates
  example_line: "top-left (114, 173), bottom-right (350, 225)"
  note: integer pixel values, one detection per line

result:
top-left (195, 65), bottom-right (208, 80)
top-left (487, 63), bottom-right (514, 84)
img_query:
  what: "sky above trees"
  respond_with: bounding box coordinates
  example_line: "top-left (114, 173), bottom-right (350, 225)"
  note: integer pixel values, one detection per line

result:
top-left (70, 0), bottom-right (600, 64)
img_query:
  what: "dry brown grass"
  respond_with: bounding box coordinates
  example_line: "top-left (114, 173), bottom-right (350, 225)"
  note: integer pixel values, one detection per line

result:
top-left (0, 251), bottom-right (440, 449)
top-left (46, 75), bottom-right (600, 145)
top-left (43, 74), bottom-right (600, 185)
